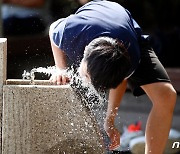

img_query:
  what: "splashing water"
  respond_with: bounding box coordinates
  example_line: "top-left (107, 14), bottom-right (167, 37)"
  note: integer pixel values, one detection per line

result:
top-left (22, 66), bottom-right (108, 109)
top-left (22, 66), bottom-right (63, 80)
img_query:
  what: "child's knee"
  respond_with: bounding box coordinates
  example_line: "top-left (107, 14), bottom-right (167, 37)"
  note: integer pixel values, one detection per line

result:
top-left (165, 84), bottom-right (176, 102)
top-left (161, 84), bottom-right (177, 111)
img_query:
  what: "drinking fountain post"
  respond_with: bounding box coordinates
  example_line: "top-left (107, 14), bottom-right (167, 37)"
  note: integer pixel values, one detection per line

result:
top-left (0, 38), bottom-right (7, 154)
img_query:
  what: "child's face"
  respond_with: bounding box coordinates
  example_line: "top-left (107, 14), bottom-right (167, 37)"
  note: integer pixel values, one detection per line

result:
top-left (78, 59), bottom-right (91, 83)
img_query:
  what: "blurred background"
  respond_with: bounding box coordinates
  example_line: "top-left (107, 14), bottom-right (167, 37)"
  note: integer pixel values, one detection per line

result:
top-left (0, 0), bottom-right (180, 89)
top-left (0, 1), bottom-right (180, 152)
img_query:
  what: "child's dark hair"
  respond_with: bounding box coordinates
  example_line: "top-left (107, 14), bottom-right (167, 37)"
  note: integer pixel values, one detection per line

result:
top-left (84, 37), bottom-right (131, 90)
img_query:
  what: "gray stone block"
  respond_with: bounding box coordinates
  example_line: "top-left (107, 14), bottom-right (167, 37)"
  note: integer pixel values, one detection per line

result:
top-left (2, 84), bottom-right (105, 154)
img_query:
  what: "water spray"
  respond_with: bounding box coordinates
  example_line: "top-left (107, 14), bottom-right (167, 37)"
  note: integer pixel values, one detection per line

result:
top-left (22, 66), bottom-right (108, 110)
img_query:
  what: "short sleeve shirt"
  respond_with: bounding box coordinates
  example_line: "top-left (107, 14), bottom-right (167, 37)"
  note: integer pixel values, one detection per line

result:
top-left (50, 0), bottom-right (142, 75)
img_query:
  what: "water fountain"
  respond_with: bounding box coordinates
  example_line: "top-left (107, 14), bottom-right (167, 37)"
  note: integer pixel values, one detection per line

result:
top-left (0, 38), bottom-right (106, 154)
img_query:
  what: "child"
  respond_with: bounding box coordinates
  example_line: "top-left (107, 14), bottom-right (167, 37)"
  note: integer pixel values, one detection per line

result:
top-left (49, 1), bottom-right (177, 153)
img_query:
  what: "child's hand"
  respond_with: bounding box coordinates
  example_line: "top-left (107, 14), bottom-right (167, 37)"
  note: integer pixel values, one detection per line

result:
top-left (104, 122), bottom-right (121, 150)
top-left (49, 69), bottom-right (70, 85)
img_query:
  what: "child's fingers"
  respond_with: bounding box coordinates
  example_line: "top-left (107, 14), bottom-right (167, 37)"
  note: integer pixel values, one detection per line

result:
top-left (51, 75), bottom-right (58, 85)
top-left (105, 127), bottom-right (121, 151)
top-left (61, 75), bottom-right (70, 85)
top-left (56, 75), bottom-right (62, 85)
top-left (109, 136), bottom-right (120, 150)
top-left (109, 140), bottom-right (120, 150)
top-left (49, 75), bottom-right (61, 85)
top-left (49, 74), bottom-right (70, 85)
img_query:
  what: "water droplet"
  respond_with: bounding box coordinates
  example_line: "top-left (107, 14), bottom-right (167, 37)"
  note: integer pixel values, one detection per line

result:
top-left (70, 123), bottom-right (74, 126)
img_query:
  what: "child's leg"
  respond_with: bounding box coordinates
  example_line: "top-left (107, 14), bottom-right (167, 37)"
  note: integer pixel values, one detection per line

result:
top-left (141, 82), bottom-right (176, 154)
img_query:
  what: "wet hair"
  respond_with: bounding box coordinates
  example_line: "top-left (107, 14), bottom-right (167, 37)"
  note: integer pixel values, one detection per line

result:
top-left (83, 36), bottom-right (131, 90)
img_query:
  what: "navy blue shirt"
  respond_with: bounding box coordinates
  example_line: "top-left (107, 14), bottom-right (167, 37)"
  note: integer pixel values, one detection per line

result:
top-left (50, 0), bottom-right (142, 76)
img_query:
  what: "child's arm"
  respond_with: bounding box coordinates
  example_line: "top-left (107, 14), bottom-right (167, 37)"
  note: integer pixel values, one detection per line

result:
top-left (49, 40), bottom-right (70, 85)
top-left (104, 79), bottom-right (127, 150)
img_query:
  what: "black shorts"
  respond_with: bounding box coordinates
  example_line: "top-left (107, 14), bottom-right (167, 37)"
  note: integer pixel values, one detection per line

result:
top-left (128, 37), bottom-right (171, 96)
